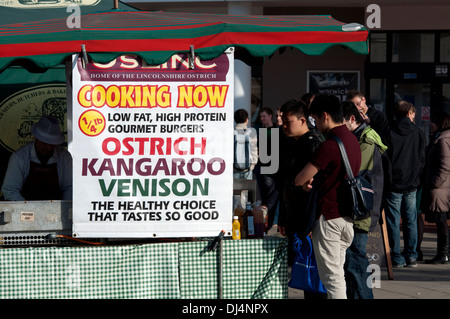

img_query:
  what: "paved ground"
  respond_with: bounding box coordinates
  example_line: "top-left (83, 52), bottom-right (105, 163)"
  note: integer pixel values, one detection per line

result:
top-left (284, 225), bottom-right (450, 299)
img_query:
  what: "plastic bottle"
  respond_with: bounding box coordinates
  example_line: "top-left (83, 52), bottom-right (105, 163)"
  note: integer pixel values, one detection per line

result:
top-left (244, 202), bottom-right (255, 238)
top-left (232, 216), bottom-right (241, 240)
top-left (261, 205), bottom-right (269, 233)
top-left (253, 206), bottom-right (265, 238)
top-left (234, 204), bottom-right (246, 238)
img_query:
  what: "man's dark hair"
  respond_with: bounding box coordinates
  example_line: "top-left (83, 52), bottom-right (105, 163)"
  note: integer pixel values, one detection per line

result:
top-left (259, 106), bottom-right (273, 116)
top-left (280, 98), bottom-right (297, 113)
top-left (300, 93), bottom-right (315, 107)
top-left (309, 94), bottom-right (343, 124)
top-left (431, 111), bottom-right (450, 131)
top-left (346, 90), bottom-right (365, 101)
top-left (342, 101), bottom-right (363, 124)
top-left (393, 100), bottom-right (412, 118)
top-left (234, 109), bottom-right (248, 124)
top-left (280, 98), bottom-right (309, 120)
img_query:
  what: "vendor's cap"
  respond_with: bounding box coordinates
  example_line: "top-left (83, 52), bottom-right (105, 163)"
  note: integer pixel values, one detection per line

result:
top-left (31, 115), bottom-right (65, 145)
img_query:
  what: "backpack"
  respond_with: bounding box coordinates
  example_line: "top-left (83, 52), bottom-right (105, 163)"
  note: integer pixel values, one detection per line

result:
top-left (234, 128), bottom-right (253, 170)
top-left (332, 135), bottom-right (374, 221)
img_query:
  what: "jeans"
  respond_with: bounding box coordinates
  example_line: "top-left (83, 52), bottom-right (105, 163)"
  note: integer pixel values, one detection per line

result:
top-left (385, 191), bottom-right (418, 265)
top-left (344, 232), bottom-right (374, 299)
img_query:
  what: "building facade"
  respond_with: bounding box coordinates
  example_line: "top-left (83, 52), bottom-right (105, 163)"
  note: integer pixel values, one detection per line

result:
top-left (122, 0), bottom-right (450, 138)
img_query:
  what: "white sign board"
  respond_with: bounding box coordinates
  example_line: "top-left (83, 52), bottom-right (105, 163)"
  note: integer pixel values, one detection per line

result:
top-left (70, 51), bottom-right (234, 238)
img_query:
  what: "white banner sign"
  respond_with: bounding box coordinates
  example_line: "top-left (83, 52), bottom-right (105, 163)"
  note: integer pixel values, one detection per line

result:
top-left (70, 51), bottom-right (234, 238)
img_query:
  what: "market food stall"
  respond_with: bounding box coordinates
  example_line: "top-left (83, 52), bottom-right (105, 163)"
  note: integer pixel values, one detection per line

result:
top-left (0, 7), bottom-right (369, 299)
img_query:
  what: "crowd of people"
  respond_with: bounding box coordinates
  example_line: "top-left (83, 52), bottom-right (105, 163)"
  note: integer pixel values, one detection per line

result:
top-left (234, 91), bottom-right (450, 299)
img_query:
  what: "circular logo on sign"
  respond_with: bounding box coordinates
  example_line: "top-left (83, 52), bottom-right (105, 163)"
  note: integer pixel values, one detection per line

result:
top-left (0, 84), bottom-right (67, 152)
top-left (78, 110), bottom-right (106, 137)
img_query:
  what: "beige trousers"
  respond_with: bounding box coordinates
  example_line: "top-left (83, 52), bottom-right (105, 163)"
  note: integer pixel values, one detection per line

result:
top-left (312, 215), bottom-right (354, 299)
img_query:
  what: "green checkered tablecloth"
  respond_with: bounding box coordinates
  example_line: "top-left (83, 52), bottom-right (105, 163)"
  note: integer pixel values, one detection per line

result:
top-left (0, 237), bottom-right (288, 299)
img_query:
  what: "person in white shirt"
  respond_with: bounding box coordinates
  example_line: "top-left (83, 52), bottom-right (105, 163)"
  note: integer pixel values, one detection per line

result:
top-left (233, 109), bottom-right (258, 180)
top-left (1, 115), bottom-right (72, 201)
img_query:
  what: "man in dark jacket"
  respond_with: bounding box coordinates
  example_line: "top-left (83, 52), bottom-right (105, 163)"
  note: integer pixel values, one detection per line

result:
top-left (385, 100), bottom-right (426, 268)
top-left (278, 99), bottom-right (323, 258)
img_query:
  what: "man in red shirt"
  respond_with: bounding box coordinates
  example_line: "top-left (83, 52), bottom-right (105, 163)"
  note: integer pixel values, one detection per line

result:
top-left (294, 94), bottom-right (361, 299)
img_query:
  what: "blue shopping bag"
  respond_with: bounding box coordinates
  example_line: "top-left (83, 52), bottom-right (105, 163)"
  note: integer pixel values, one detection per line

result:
top-left (288, 234), bottom-right (327, 294)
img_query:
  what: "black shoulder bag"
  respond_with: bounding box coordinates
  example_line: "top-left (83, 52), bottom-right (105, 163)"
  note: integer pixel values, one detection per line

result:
top-left (331, 135), bottom-right (373, 221)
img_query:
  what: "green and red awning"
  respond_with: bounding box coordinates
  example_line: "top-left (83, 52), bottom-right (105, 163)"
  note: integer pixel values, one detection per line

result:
top-left (0, 10), bottom-right (369, 70)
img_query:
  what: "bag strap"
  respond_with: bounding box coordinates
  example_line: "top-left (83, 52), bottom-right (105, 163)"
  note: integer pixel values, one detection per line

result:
top-left (331, 135), bottom-right (355, 179)
top-left (293, 233), bottom-right (313, 259)
top-left (244, 133), bottom-right (250, 169)
top-left (305, 236), bottom-right (313, 258)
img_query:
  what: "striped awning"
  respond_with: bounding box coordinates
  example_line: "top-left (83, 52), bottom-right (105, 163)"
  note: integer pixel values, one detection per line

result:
top-left (0, 10), bottom-right (369, 70)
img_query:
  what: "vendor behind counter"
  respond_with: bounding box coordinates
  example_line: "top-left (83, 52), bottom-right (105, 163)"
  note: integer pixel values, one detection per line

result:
top-left (1, 115), bottom-right (72, 201)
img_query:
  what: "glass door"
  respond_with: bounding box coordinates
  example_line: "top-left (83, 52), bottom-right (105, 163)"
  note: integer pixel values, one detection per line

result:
top-left (393, 83), bottom-right (431, 144)
top-left (442, 83), bottom-right (450, 114)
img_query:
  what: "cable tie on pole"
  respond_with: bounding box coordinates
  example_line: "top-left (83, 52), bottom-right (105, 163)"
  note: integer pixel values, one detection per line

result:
top-left (81, 44), bottom-right (89, 69)
top-left (189, 45), bottom-right (195, 69)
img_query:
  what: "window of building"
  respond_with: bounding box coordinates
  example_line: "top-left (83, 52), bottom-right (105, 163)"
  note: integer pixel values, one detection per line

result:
top-left (370, 33), bottom-right (387, 63)
top-left (443, 83), bottom-right (450, 114)
top-left (392, 33), bottom-right (435, 63)
top-left (440, 33), bottom-right (450, 62)
top-left (369, 78), bottom-right (386, 112)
